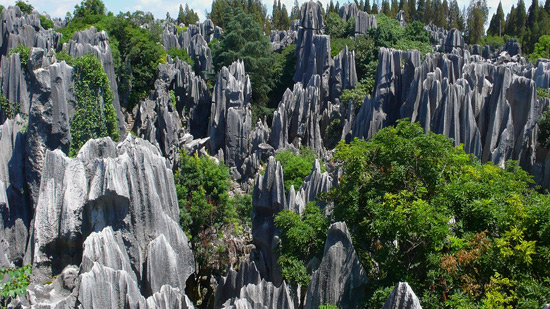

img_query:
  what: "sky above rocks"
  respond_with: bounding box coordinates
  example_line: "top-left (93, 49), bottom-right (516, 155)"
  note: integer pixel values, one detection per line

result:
top-left (0, 0), bottom-right (512, 26)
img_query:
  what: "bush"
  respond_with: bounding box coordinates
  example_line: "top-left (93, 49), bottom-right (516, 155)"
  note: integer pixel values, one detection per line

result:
top-left (0, 265), bottom-right (32, 307)
top-left (270, 44), bottom-right (297, 107)
top-left (274, 202), bottom-right (328, 287)
top-left (0, 93), bottom-right (19, 119)
top-left (15, 0), bottom-right (33, 14)
top-left (325, 12), bottom-right (355, 39)
top-left (330, 37), bottom-right (355, 57)
top-left (326, 120), bottom-right (550, 307)
top-left (9, 45), bottom-right (30, 67)
top-left (530, 35), bottom-right (550, 62)
top-left (340, 77), bottom-right (373, 106)
top-left (167, 47), bottom-right (194, 66)
top-left (39, 15), bottom-right (54, 30)
top-left (275, 147), bottom-right (324, 194)
top-left (70, 54), bottom-right (119, 156)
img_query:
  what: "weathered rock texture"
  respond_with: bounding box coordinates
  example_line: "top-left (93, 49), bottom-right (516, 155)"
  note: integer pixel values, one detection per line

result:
top-left (207, 60), bottom-right (252, 180)
top-left (382, 282), bottom-right (422, 309)
top-left (161, 20), bottom-right (220, 75)
top-left (352, 47), bottom-right (550, 189)
top-left (0, 6), bottom-right (60, 58)
top-left (64, 27), bottom-right (125, 132)
top-left (32, 136), bottom-right (194, 300)
top-left (270, 30), bottom-right (297, 52)
top-left (304, 222), bottom-right (367, 309)
top-left (222, 279), bottom-right (295, 309)
top-left (355, 11), bottom-right (378, 34)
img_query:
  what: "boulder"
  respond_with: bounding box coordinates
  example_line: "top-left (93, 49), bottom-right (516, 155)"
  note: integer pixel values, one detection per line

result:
top-left (381, 282), bottom-right (422, 309)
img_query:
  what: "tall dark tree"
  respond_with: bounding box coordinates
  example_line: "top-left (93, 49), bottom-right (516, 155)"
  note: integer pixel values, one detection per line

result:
top-left (546, 0), bottom-right (550, 14)
top-left (290, 0), bottom-right (300, 20)
top-left (365, 0), bottom-right (372, 13)
top-left (177, 4), bottom-right (185, 24)
top-left (417, 0), bottom-right (425, 21)
top-left (407, 0), bottom-right (416, 22)
top-left (527, 0), bottom-right (539, 29)
top-left (423, 0), bottom-right (433, 24)
top-left (466, 0), bottom-right (488, 44)
top-left (372, 1), bottom-right (379, 13)
top-left (448, 0), bottom-right (464, 30)
top-left (213, 7), bottom-right (277, 105)
top-left (360, 0), bottom-right (365, 11)
top-left (487, 1), bottom-right (505, 36)
top-left (382, 0), bottom-right (391, 16)
top-left (391, 0), bottom-right (399, 17)
top-left (516, 0), bottom-right (527, 37)
top-left (73, 0), bottom-right (105, 17)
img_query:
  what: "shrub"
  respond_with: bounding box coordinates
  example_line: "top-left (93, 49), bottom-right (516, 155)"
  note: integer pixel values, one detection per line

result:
top-left (39, 15), bottom-right (54, 30)
top-left (15, 0), bottom-right (33, 14)
top-left (9, 45), bottom-right (30, 68)
top-left (275, 147), bottom-right (324, 194)
top-left (274, 202), bottom-right (328, 287)
top-left (167, 47), bottom-right (194, 66)
top-left (0, 265), bottom-right (32, 307)
top-left (70, 54), bottom-right (119, 156)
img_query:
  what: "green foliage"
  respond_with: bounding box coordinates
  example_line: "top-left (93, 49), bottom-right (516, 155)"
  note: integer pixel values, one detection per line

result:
top-left (538, 94), bottom-right (550, 148)
top-left (481, 35), bottom-right (506, 49)
top-left (270, 44), bottom-right (297, 106)
top-left (57, 11), bottom-right (166, 108)
top-left (465, 0), bottom-right (489, 44)
top-left (318, 304), bottom-right (338, 309)
top-left (177, 4), bottom-right (199, 25)
top-left (175, 152), bottom-right (252, 275)
top-left (209, 0), bottom-right (269, 31)
top-left (9, 45), bottom-right (30, 68)
top-left (275, 202), bottom-right (329, 287)
top-left (275, 147), bottom-right (324, 194)
top-left (330, 38), bottom-right (355, 57)
top-left (0, 93), bottom-right (19, 119)
top-left (15, 0), bottom-right (33, 14)
top-left (212, 7), bottom-right (277, 106)
top-left (340, 78), bottom-right (372, 106)
top-left (39, 15), bottom-right (54, 30)
top-left (368, 14), bottom-right (432, 54)
top-left (70, 54), bottom-right (119, 156)
top-left (272, 0), bottom-right (290, 30)
top-left (0, 265), bottom-right (32, 307)
top-left (530, 35), bottom-right (550, 61)
top-left (167, 47), bottom-right (194, 66)
top-left (73, 0), bottom-right (106, 18)
top-left (325, 12), bottom-right (355, 38)
top-left (326, 120), bottom-right (550, 307)
top-left (55, 51), bottom-right (74, 65)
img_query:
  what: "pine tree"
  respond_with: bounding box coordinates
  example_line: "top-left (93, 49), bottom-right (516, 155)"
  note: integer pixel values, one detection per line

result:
top-left (417, 0), bottom-right (425, 21)
top-left (391, 0), bottom-right (399, 17)
top-left (290, 0), bottom-right (300, 20)
top-left (487, 1), bottom-right (505, 36)
top-left (423, 0), bottom-right (433, 24)
top-left (442, 0), bottom-right (450, 28)
top-left (433, 0), bottom-right (446, 27)
top-left (527, 0), bottom-right (539, 29)
top-left (372, 1), bottom-right (379, 13)
top-left (449, 0), bottom-right (464, 30)
top-left (177, 4), bottom-right (185, 24)
top-left (516, 0), bottom-right (527, 37)
top-left (402, 0), bottom-right (410, 22)
top-left (466, 0), bottom-right (488, 44)
top-left (505, 5), bottom-right (517, 35)
top-left (360, 0), bottom-right (365, 11)
top-left (280, 3), bottom-right (290, 29)
top-left (546, 0), bottom-right (550, 14)
top-left (407, 0), bottom-right (416, 22)
top-left (365, 0), bottom-right (371, 13)
top-left (382, 0), bottom-right (391, 15)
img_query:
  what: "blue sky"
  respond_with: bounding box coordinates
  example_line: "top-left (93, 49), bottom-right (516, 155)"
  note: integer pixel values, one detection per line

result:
top-left (0, 0), bottom-right (514, 25)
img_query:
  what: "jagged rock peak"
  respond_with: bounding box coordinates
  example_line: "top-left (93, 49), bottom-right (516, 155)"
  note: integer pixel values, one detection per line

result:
top-left (339, 3), bottom-right (359, 22)
top-left (222, 279), bottom-right (295, 309)
top-left (381, 282), bottom-right (422, 309)
top-left (355, 11), bottom-right (378, 34)
top-left (0, 6), bottom-right (61, 58)
top-left (32, 135), bottom-right (194, 296)
top-left (300, 1), bottom-right (324, 30)
top-left (304, 222), bottom-right (368, 309)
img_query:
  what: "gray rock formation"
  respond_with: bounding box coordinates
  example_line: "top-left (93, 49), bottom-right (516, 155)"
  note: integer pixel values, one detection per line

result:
top-left (382, 282), bottom-right (422, 309)
top-left (444, 28), bottom-right (465, 53)
top-left (339, 3), bottom-right (359, 22)
top-left (0, 52), bottom-right (31, 121)
top-left (304, 222), bottom-right (367, 309)
top-left (355, 11), bottom-right (378, 34)
top-left (502, 38), bottom-right (521, 57)
top-left (270, 30), bottom-right (297, 52)
top-left (207, 60), bottom-right (252, 180)
top-left (0, 116), bottom-right (29, 266)
top-left (251, 156), bottom-right (286, 284)
top-left (331, 45), bottom-right (357, 101)
top-left (0, 6), bottom-right (60, 58)
top-left (32, 136), bottom-right (194, 294)
top-left (287, 159), bottom-right (332, 215)
top-left (352, 47), bottom-right (550, 189)
top-left (64, 27), bottom-right (125, 133)
top-left (222, 279), bottom-right (295, 309)
top-left (396, 10), bottom-right (407, 28)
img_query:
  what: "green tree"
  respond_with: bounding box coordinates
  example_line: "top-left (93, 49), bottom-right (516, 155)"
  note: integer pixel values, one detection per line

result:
top-left (39, 15), bottom-right (54, 30)
top-left (465, 0), bottom-right (488, 44)
top-left (73, 0), bottom-right (106, 18)
top-left (274, 202), bottom-right (329, 287)
top-left (70, 54), bottom-right (119, 156)
top-left (487, 1), bottom-right (505, 36)
top-left (531, 35), bottom-right (550, 61)
top-left (381, 0), bottom-right (391, 16)
top-left (325, 120), bottom-right (550, 307)
top-left (15, 0), bottom-right (33, 14)
top-left (275, 147), bottom-right (323, 194)
top-left (290, 0), bottom-right (300, 20)
top-left (213, 7), bottom-right (277, 106)
top-left (448, 0), bottom-right (465, 30)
